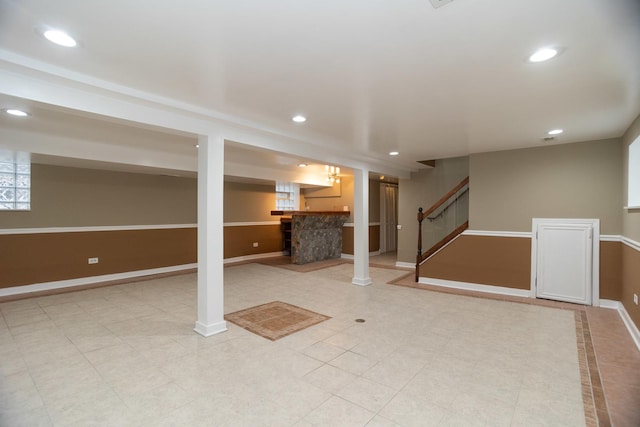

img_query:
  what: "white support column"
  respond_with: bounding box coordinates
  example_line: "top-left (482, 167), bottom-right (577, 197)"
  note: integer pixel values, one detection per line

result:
top-left (194, 134), bottom-right (228, 337)
top-left (352, 168), bottom-right (372, 286)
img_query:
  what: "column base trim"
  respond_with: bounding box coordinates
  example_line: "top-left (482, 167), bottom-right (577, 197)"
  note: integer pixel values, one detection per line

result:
top-left (194, 320), bottom-right (228, 337)
top-left (352, 277), bottom-right (372, 286)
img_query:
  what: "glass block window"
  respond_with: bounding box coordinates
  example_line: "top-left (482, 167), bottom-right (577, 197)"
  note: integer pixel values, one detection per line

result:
top-left (275, 181), bottom-right (299, 210)
top-left (0, 150), bottom-right (31, 210)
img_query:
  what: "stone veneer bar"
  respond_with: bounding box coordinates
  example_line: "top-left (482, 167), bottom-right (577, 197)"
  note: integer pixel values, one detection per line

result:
top-left (271, 211), bottom-right (350, 265)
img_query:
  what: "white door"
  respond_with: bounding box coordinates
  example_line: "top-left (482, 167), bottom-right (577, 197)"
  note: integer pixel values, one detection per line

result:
top-left (532, 219), bottom-right (599, 305)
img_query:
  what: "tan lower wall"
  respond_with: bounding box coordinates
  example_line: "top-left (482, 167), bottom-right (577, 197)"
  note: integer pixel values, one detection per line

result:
top-left (0, 228), bottom-right (197, 288)
top-left (419, 235), bottom-right (531, 289)
top-left (1, 224), bottom-right (284, 289)
top-left (342, 225), bottom-right (381, 255)
top-left (224, 225), bottom-right (282, 259)
top-left (600, 241), bottom-right (622, 300)
top-left (622, 244), bottom-right (640, 331)
top-left (419, 235), bottom-right (625, 298)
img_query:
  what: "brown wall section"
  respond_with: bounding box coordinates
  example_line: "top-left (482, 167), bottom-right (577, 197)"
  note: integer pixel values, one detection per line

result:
top-left (419, 235), bottom-right (531, 290)
top-left (342, 225), bottom-right (381, 255)
top-left (0, 228), bottom-right (197, 288)
top-left (1, 224), bottom-right (287, 289)
top-left (622, 245), bottom-right (640, 330)
top-left (600, 241), bottom-right (623, 301)
top-left (224, 225), bottom-right (282, 259)
top-left (419, 235), bottom-right (625, 299)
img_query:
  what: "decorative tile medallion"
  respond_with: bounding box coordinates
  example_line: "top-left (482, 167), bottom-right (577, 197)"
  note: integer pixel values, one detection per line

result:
top-left (225, 301), bottom-right (331, 341)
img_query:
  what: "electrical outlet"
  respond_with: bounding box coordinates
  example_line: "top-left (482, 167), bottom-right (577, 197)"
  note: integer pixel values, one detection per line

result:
top-left (634, 293), bottom-right (638, 305)
top-left (88, 257), bottom-right (99, 264)
top-left (252, 242), bottom-right (259, 248)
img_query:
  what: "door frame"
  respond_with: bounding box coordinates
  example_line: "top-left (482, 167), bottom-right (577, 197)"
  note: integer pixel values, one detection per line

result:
top-left (379, 183), bottom-right (398, 253)
top-left (530, 218), bottom-right (600, 306)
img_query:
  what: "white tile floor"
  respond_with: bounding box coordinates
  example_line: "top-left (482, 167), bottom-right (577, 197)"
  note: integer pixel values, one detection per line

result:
top-left (0, 262), bottom-right (586, 426)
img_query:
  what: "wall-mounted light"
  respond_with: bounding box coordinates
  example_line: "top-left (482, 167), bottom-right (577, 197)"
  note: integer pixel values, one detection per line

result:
top-left (325, 165), bottom-right (340, 183)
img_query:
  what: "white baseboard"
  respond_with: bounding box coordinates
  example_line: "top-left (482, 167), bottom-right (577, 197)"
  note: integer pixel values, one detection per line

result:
top-left (223, 251), bottom-right (286, 264)
top-left (0, 263), bottom-right (197, 298)
top-left (592, 299), bottom-right (640, 352)
top-left (418, 277), bottom-right (533, 298)
top-left (395, 261), bottom-right (415, 269)
top-left (619, 303), bottom-right (640, 352)
top-left (1, 251), bottom-right (288, 298)
top-left (598, 299), bottom-right (621, 309)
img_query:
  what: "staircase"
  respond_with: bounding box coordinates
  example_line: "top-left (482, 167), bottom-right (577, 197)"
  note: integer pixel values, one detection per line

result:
top-left (415, 177), bottom-right (469, 281)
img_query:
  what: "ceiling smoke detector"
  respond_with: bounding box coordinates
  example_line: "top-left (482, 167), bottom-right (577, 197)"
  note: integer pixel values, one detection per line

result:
top-left (429, 0), bottom-right (455, 9)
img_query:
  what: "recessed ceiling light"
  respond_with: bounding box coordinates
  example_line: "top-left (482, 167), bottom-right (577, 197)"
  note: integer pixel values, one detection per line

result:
top-left (292, 115), bottom-right (306, 123)
top-left (297, 163), bottom-right (308, 167)
top-left (389, 151), bottom-right (399, 156)
top-left (547, 129), bottom-right (563, 135)
top-left (195, 144), bottom-right (200, 148)
top-left (4, 109), bottom-right (29, 117)
top-left (43, 29), bottom-right (77, 47)
top-left (528, 47), bottom-right (558, 63)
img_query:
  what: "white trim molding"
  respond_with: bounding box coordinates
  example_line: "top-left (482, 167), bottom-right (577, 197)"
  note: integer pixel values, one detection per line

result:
top-left (395, 261), bottom-right (415, 269)
top-left (600, 234), bottom-right (622, 242)
top-left (462, 230), bottom-right (532, 238)
top-left (0, 222), bottom-right (285, 235)
top-left (620, 303), bottom-right (640, 352)
top-left (342, 222), bottom-right (381, 227)
top-left (1, 251), bottom-right (289, 298)
top-left (598, 299), bottom-right (621, 309)
top-left (418, 277), bottom-right (532, 298)
top-left (0, 224), bottom-right (197, 235)
top-left (223, 251), bottom-right (286, 264)
top-left (194, 320), bottom-right (228, 337)
top-left (601, 300), bottom-right (640, 352)
top-left (622, 236), bottom-right (640, 252)
top-left (0, 263), bottom-right (197, 298)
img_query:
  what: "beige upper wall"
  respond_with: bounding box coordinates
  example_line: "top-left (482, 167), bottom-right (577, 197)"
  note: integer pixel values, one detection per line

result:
top-left (303, 176), bottom-right (354, 216)
top-left (0, 164), bottom-right (283, 229)
top-left (469, 138), bottom-right (623, 234)
top-left (397, 157), bottom-right (470, 263)
top-left (0, 164), bottom-right (198, 228)
top-left (224, 181), bottom-right (276, 223)
top-left (623, 114), bottom-right (640, 242)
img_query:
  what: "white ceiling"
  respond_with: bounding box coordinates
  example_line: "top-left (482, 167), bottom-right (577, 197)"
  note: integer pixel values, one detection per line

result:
top-left (0, 0), bottom-right (639, 179)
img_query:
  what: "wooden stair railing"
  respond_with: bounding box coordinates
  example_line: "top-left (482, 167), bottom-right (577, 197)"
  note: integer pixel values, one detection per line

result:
top-left (415, 177), bottom-right (469, 282)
